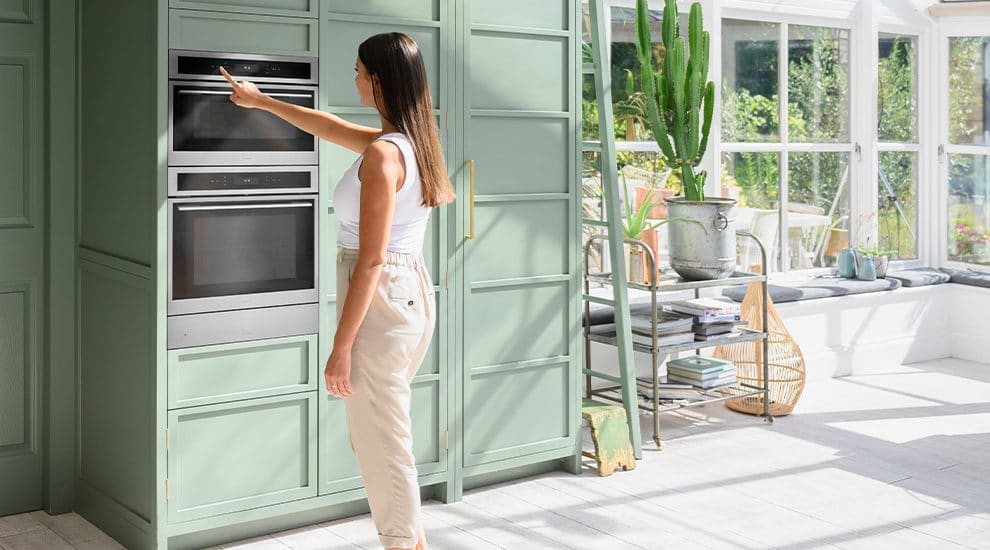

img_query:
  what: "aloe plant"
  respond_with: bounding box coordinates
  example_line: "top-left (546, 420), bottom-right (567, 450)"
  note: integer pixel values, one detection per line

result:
top-left (621, 173), bottom-right (706, 240)
top-left (634, 0), bottom-right (714, 201)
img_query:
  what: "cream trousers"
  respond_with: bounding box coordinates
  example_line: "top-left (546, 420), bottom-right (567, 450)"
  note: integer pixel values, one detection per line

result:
top-left (335, 247), bottom-right (435, 549)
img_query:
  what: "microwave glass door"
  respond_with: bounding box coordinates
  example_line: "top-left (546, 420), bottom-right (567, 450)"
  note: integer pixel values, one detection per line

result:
top-left (170, 82), bottom-right (317, 162)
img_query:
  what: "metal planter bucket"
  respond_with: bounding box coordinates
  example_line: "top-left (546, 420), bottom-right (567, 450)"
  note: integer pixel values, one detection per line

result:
top-left (666, 197), bottom-right (737, 280)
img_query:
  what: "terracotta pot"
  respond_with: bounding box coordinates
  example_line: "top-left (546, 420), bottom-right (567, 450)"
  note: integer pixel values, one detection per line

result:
top-left (634, 187), bottom-right (674, 219)
top-left (720, 186), bottom-right (740, 201)
top-left (639, 228), bottom-right (661, 283)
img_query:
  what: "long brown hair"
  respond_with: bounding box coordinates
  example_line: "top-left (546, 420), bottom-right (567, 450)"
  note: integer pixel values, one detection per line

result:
top-left (358, 33), bottom-right (455, 207)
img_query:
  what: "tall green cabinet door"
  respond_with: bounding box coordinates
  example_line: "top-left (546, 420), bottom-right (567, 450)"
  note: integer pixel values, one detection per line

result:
top-left (456, 0), bottom-right (581, 469)
top-left (0, 0), bottom-right (46, 515)
top-left (317, 0), bottom-right (452, 495)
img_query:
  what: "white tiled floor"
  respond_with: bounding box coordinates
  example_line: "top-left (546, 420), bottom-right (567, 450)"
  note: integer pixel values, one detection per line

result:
top-left (3, 357), bottom-right (988, 549)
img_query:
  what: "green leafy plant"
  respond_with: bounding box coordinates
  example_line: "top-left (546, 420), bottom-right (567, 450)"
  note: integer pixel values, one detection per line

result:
top-left (855, 236), bottom-right (895, 258)
top-left (634, 0), bottom-right (714, 201)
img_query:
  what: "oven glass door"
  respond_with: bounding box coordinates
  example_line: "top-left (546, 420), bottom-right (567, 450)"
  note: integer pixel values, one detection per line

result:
top-left (169, 196), bottom-right (317, 315)
top-left (169, 81), bottom-right (318, 165)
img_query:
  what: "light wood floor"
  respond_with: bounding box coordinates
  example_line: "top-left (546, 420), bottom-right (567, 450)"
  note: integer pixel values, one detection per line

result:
top-left (3, 357), bottom-right (988, 549)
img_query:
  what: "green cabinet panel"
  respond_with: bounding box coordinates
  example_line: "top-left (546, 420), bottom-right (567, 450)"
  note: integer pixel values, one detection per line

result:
top-left (466, 200), bottom-right (569, 281)
top-left (464, 282), bottom-right (569, 369)
top-left (318, 379), bottom-right (444, 494)
top-left (169, 0), bottom-right (318, 18)
top-left (167, 335), bottom-right (319, 409)
top-left (78, 261), bottom-right (154, 524)
top-left (321, 21), bottom-right (439, 108)
top-left (168, 392), bottom-right (318, 523)
top-left (323, 0), bottom-right (439, 22)
top-left (464, 361), bottom-right (571, 466)
top-left (469, 33), bottom-right (567, 112)
top-left (469, 117), bottom-right (570, 195)
top-left (0, 0), bottom-right (33, 23)
top-left (0, 286), bottom-right (27, 447)
top-left (0, 59), bottom-right (28, 226)
top-left (469, 0), bottom-right (568, 30)
top-left (169, 9), bottom-right (318, 56)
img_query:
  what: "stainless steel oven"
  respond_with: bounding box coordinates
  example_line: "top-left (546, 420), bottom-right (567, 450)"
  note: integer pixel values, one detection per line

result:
top-left (166, 166), bottom-right (319, 349)
top-left (168, 50), bottom-right (319, 166)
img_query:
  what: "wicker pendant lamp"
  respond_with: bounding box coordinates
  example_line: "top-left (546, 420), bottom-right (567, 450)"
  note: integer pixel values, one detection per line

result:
top-left (714, 282), bottom-right (806, 416)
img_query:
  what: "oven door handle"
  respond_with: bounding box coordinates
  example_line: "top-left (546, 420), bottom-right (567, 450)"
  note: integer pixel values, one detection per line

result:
top-left (176, 202), bottom-right (313, 212)
top-left (177, 89), bottom-right (313, 99)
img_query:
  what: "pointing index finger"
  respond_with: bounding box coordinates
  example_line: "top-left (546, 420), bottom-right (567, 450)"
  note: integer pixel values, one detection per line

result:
top-left (219, 66), bottom-right (239, 87)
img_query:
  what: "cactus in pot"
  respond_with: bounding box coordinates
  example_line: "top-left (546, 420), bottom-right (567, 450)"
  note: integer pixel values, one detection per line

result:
top-left (634, 0), bottom-right (713, 201)
top-left (633, 0), bottom-right (736, 280)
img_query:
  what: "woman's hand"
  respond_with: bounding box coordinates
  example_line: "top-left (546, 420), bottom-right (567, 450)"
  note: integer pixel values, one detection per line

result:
top-left (324, 347), bottom-right (354, 398)
top-left (220, 66), bottom-right (268, 109)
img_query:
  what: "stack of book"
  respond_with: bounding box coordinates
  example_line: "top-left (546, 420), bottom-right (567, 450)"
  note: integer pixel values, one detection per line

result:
top-left (590, 309), bottom-right (696, 347)
top-left (665, 355), bottom-right (737, 389)
top-left (666, 297), bottom-right (746, 341)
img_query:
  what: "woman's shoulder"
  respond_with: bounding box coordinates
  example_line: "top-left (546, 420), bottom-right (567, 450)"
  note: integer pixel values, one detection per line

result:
top-left (358, 139), bottom-right (405, 183)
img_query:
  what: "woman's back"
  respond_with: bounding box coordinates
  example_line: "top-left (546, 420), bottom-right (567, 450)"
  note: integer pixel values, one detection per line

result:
top-left (333, 132), bottom-right (432, 254)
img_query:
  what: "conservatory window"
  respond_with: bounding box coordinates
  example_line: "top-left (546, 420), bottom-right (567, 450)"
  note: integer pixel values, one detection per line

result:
top-left (722, 19), bottom-right (852, 273)
top-left (878, 33), bottom-right (920, 261)
top-left (946, 35), bottom-right (990, 267)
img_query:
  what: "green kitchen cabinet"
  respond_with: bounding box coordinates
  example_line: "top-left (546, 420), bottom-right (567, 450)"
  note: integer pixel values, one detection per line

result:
top-left (58, 0), bottom-right (579, 548)
top-left (166, 392), bottom-right (319, 523)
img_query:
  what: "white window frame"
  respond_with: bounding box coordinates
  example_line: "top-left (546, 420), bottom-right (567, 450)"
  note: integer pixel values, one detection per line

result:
top-left (876, 10), bottom-right (931, 270)
top-left (937, 17), bottom-right (990, 273)
top-left (720, 7), bottom-right (855, 276)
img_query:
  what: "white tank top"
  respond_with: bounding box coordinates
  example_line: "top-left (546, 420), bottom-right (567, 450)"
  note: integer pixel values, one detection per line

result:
top-left (332, 133), bottom-right (432, 254)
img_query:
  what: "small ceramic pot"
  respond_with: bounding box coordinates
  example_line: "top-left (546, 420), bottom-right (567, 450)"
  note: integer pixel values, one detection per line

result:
top-left (856, 255), bottom-right (877, 281)
top-left (837, 247), bottom-right (857, 278)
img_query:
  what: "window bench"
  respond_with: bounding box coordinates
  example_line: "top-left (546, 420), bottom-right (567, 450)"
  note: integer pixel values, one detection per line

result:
top-left (584, 267), bottom-right (990, 384)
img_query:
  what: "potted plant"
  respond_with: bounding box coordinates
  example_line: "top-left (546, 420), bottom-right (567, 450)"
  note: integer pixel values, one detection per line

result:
top-left (634, 0), bottom-right (735, 280)
top-left (621, 174), bottom-right (703, 283)
top-left (855, 238), bottom-right (895, 278)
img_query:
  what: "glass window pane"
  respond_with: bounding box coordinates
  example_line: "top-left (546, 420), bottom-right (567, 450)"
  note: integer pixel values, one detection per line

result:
top-left (949, 37), bottom-right (990, 146)
top-left (788, 25), bottom-right (850, 143)
top-left (721, 19), bottom-right (780, 142)
top-left (788, 152), bottom-right (850, 270)
top-left (948, 154), bottom-right (990, 266)
top-left (878, 34), bottom-right (918, 143)
top-left (878, 151), bottom-right (918, 260)
top-left (582, 72), bottom-right (599, 141)
top-left (723, 152), bottom-right (781, 272)
top-left (608, 6), bottom-right (664, 142)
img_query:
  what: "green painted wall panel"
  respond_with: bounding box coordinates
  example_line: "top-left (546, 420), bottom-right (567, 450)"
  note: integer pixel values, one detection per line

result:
top-left (169, 0), bottom-right (317, 19)
top-left (469, 117), bottom-right (570, 195)
top-left (167, 335), bottom-right (318, 409)
top-left (464, 282), bottom-right (569, 369)
top-left (469, 33), bottom-right (567, 112)
top-left (466, 200), bottom-right (569, 281)
top-left (469, 0), bottom-right (568, 30)
top-left (0, 0), bottom-right (45, 516)
top-left (323, 0), bottom-right (439, 22)
top-left (169, 9), bottom-right (318, 56)
top-left (0, 0), bottom-right (32, 23)
top-left (0, 286), bottom-right (27, 446)
top-left (79, 0), bottom-right (156, 265)
top-left (465, 362), bottom-right (570, 465)
top-left (321, 21), bottom-right (439, 108)
top-left (78, 261), bottom-right (154, 524)
top-left (168, 393), bottom-right (318, 523)
top-left (0, 61), bottom-right (26, 225)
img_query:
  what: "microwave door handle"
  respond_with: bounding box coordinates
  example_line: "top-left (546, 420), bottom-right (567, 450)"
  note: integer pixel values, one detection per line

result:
top-left (177, 90), bottom-right (312, 99)
top-left (176, 203), bottom-right (313, 212)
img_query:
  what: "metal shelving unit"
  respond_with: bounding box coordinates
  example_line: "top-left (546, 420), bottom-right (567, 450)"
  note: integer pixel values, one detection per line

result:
top-left (582, 230), bottom-right (773, 449)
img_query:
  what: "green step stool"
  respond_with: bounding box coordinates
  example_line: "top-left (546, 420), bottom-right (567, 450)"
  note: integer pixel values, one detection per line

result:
top-left (581, 398), bottom-right (636, 476)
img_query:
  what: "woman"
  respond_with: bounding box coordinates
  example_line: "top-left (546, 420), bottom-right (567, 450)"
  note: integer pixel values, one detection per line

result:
top-left (221, 33), bottom-right (455, 550)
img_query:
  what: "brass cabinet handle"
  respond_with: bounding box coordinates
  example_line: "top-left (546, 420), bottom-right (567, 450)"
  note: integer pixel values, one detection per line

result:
top-left (465, 159), bottom-right (475, 240)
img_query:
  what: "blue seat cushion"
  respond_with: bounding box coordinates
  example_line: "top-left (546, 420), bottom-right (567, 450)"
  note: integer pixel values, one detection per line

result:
top-left (721, 276), bottom-right (901, 303)
top-left (940, 268), bottom-right (990, 289)
top-left (886, 267), bottom-right (951, 287)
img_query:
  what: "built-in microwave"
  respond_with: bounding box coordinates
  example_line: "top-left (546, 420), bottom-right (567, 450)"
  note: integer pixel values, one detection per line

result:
top-left (167, 50), bottom-right (319, 166)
